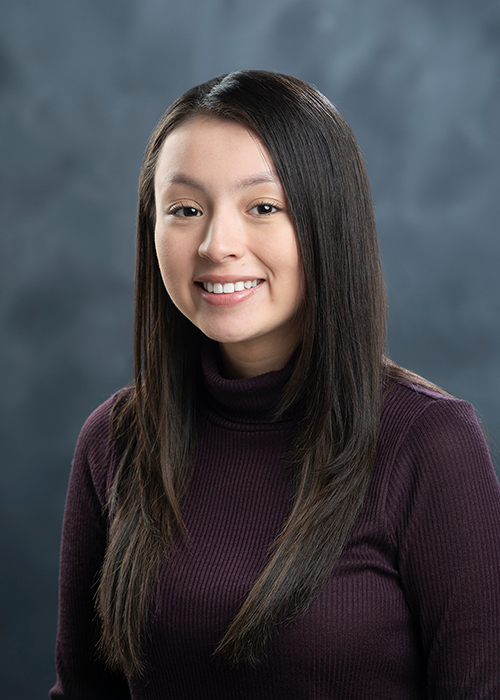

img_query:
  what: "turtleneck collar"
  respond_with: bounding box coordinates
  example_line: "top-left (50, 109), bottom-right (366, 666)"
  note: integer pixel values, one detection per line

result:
top-left (199, 338), bottom-right (298, 427)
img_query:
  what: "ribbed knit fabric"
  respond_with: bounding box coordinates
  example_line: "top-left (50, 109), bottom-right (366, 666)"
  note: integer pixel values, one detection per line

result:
top-left (50, 343), bottom-right (500, 699)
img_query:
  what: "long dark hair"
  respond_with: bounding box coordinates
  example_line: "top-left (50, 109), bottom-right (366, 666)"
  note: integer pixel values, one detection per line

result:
top-left (98, 70), bottom-right (390, 675)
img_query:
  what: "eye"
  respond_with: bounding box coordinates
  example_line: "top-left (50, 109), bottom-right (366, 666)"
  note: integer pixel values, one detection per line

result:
top-left (248, 202), bottom-right (280, 216)
top-left (169, 204), bottom-right (202, 218)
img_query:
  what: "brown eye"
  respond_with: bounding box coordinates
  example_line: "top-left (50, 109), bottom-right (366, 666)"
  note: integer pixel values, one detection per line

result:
top-left (170, 205), bottom-right (202, 217)
top-left (249, 203), bottom-right (279, 215)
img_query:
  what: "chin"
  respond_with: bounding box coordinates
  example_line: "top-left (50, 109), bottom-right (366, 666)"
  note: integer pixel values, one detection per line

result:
top-left (200, 329), bottom-right (255, 345)
top-left (192, 318), bottom-right (255, 345)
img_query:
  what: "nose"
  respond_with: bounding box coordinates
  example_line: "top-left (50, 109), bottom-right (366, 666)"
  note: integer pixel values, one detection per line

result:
top-left (198, 212), bottom-right (245, 263)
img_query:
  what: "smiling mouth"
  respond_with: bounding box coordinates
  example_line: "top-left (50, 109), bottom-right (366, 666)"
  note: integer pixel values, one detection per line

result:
top-left (201, 280), bottom-right (261, 294)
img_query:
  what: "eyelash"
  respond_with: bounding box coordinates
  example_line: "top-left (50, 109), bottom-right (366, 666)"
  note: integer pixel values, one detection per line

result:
top-left (248, 201), bottom-right (281, 215)
top-left (168, 203), bottom-right (202, 218)
top-left (167, 200), bottom-right (282, 217)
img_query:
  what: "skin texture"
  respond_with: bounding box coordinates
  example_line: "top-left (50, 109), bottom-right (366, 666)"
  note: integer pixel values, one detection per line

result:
top-left (154, 117), bottom-right (304, 378)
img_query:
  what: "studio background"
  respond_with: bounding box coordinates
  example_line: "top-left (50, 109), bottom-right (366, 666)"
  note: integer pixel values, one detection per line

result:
top-left (1, 0), bottom-right (499, 697)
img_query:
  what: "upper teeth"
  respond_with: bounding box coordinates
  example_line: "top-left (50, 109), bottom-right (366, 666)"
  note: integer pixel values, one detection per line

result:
top-left (202, 280), bottom-right (259, 293)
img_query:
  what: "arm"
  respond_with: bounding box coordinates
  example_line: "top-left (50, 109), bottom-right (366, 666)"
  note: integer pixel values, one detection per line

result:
top-left (394, 398), bottom-right (500, 698)
top-left (50, 399), bottom-right (131, 699)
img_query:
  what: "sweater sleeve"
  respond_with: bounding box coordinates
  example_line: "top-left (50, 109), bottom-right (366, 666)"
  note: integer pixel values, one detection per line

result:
top-left (49, 397), bottom-right (131, 699)
top-left (390, 397), bottom-right (500, 698)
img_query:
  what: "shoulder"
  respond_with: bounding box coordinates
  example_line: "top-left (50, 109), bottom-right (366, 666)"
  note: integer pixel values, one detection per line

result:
top-left (72, 387), bottom-right (132, 508)
top-left (75, 389), bottom-right (127, 462)
top-left (378, 377), bottom-right (498, 525)
top-left (379, 377), bottom-right (486, 461)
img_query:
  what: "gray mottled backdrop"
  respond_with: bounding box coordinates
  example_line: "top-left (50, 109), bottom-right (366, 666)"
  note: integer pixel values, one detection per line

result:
top-left (1, 0), bottom-right (499, 696)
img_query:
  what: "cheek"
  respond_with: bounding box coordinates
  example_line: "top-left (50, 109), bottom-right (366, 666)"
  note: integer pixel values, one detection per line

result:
top-left (278, 240), bottom-right (303, 287)
top-left (154, 234), bottom-right (186, 299)
top-left (155, 234), bottom-right (170, 268)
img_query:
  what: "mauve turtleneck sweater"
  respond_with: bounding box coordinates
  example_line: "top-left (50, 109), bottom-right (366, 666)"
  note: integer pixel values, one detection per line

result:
top-left (50, 343), bottom-right (500, 699)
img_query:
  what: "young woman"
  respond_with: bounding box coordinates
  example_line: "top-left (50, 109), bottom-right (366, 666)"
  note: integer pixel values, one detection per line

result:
top-left (50, 71), bottom-right (500, 699)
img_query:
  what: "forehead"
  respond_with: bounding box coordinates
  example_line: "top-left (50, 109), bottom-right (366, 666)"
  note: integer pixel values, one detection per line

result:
top-left (154, 117), bottom-right (277, 186)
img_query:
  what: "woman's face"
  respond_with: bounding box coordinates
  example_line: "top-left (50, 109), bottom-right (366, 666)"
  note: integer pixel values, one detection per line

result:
top-left (153, 116), bottom-right (304, 377)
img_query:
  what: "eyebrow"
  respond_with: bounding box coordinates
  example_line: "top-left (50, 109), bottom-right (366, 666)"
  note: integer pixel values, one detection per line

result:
top-left (165, 171), bottom-right (279, 192)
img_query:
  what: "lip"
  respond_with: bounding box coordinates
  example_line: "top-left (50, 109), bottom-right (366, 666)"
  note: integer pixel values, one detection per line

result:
top-left (196, 279), bottom-right (264, 307)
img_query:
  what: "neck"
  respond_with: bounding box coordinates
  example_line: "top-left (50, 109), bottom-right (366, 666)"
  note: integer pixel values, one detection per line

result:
top-left (218, 336), bottom-right (300, 379)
